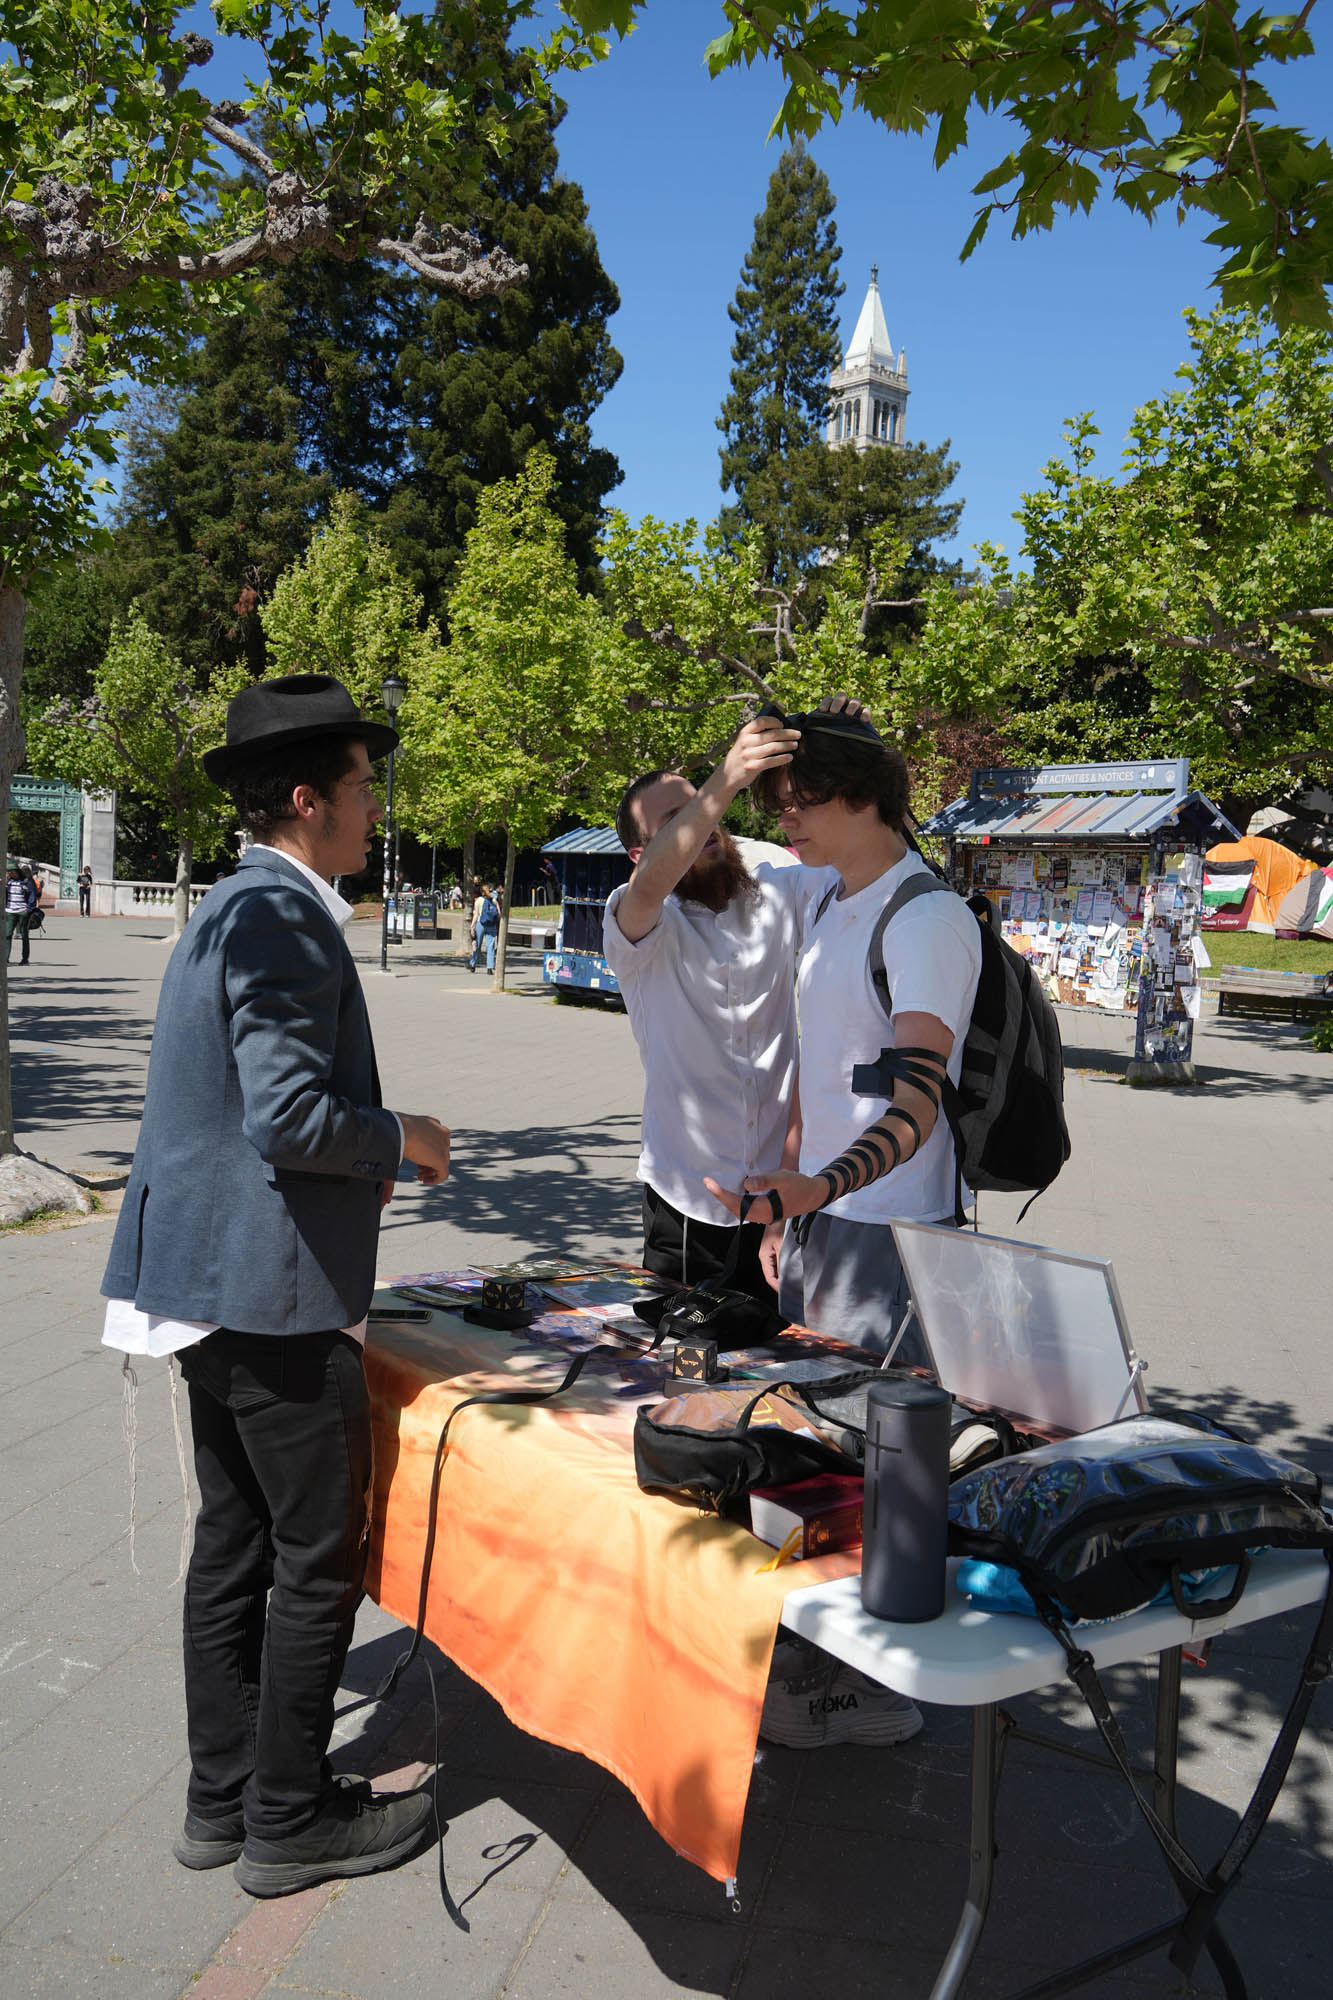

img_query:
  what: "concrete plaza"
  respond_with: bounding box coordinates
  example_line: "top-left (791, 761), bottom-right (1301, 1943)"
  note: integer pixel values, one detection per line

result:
top-left (2, 912), bottom-right (1331, 1999)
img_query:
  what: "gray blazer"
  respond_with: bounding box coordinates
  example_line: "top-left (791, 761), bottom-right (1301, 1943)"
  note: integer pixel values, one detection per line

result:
top-left (102, 848), bottom-right (402, 1334)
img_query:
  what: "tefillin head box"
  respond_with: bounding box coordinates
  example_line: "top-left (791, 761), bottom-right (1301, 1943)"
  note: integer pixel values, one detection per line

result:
top-left (671, 1338), bottom-right (726, 1384)
top-left (482, 1277), bottom-right (527, 1314)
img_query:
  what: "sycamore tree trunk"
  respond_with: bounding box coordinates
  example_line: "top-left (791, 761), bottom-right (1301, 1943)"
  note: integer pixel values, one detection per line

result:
top-left (461, 829), bottom-right (476, 902)
top-left (492, 830), bottom-right (517, 995)
top-left (172, 826), bottom-right (194, 940)
top-left (0, 584), bottom-right (29, 1155)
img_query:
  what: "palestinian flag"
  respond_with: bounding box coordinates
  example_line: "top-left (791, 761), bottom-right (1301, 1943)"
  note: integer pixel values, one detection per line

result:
top-left (1202, 859), bottom-right (1255, 910)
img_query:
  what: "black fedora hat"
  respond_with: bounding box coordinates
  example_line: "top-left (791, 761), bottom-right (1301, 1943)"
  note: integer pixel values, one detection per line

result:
top-left (202, 674), bottom-right (399, 785)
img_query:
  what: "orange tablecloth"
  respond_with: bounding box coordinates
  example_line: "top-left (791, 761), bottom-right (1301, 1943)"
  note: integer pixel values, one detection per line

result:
top-left (363, 1300), bottom-right (859, 1883)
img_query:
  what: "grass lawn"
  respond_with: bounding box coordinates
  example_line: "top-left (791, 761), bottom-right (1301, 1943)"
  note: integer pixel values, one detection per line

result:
top-left (1200, 929), bottom-right (1333, 976)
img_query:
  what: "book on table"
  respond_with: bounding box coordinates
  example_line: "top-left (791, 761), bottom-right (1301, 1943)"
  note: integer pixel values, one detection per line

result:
top-left (748, 1474), bottom-right (864, 1560)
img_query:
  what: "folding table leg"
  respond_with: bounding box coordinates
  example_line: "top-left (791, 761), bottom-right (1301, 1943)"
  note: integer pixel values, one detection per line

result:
top-left (1153, 1648), bottom-right (1248, 2000)
top-left (1152, 1643), bottom-right (1182, 1829)
top-left (929, 1703), bottom-right (999, 2000)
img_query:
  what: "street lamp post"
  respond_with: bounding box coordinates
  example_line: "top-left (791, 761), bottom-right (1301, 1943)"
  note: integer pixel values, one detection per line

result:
top-left (378, 673), bottom-right (407, 975)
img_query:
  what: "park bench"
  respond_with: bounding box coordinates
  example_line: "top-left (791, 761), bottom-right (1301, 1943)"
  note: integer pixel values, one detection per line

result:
top-left (1208, 964), bottom-right (1333, 1021)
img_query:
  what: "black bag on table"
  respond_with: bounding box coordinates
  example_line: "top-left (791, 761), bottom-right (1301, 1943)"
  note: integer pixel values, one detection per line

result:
top-left (947, 1413), bottom-right (1333, 1624)
top-left (633, 1370), bottom-right (886, 1512)
top-left (948, 1412), bottom-right (1333, 1967)
top-left (632, 1190), bottom-right (787, 1349)
top-left (633, 1374), bottom-right (1029, 1514)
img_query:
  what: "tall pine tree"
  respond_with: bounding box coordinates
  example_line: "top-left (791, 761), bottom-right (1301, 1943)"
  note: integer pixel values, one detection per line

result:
top-left (383, 12), bottom-right (623, 606)
top-left (103, 13), bottom-right (622, 658)
top-left (105, 281), bottom-right (340, 680)
top-left (717, 142), bottom-right (844, 544)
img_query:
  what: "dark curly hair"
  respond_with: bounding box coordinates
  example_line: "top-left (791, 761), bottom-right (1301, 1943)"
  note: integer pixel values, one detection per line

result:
top-left (225, 735), bottom-right (364, 841)
top-left (753, 726), bottom-right (910, 829)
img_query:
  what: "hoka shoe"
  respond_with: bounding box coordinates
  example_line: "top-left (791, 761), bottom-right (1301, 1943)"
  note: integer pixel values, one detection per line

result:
top-left (760, 1638), bottom-right (923, 1749)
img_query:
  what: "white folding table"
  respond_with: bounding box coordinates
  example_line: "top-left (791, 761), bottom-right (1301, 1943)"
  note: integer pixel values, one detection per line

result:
top-left (782, 1547), bottom-right (1331, 1999)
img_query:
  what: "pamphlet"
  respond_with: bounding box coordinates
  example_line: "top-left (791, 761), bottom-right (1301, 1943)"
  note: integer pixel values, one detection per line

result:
top-left (539, 1274), bottom-right (667, 1315)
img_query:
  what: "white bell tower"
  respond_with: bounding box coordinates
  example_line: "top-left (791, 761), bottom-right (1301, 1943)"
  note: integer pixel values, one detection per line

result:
top-left (825, 265), bottom-right (908, 450)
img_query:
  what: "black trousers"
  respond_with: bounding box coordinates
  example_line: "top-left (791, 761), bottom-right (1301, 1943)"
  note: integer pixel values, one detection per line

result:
top-left (5, 912), bottom-right (30, 962)
top-left (641, 1183), bottom-right (770, 1302)
top-left (178, 1328), bottom-right (372, 1838)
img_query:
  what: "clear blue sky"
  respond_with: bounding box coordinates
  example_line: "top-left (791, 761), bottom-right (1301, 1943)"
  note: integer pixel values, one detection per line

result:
top-left (183, 4), bottom-right (1332, 566)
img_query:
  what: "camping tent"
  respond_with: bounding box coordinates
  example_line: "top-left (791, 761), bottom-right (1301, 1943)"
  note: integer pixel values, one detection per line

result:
top-left (1202, 835), bottom-right (1316, 933)
top-left (1274, 864), bottom-right (1333, 941)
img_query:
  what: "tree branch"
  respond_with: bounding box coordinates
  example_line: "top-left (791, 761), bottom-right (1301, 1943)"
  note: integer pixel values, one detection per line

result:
top-left (1151, 625), bottom-right (1333, 692)
top-left (4, 181), bottom-right (527, 300)
top-left (622, 691), bottom-right (754, 716)
top-left (620, 618), bottom-right (776, 699)
top-left (202, 114), bottom-right (276, 179)
top-left (1310, 446), bottom-right (1333, 509)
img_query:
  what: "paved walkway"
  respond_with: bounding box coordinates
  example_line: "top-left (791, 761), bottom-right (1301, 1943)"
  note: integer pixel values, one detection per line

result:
top-left (2, 916), bottom-right (1331, 1997)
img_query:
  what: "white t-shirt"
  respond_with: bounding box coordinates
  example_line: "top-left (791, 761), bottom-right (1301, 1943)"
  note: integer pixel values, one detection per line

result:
top-left (603, 838), bottom-right (836, 1226)
top-left (796, 851), bottom-right (981, 1225)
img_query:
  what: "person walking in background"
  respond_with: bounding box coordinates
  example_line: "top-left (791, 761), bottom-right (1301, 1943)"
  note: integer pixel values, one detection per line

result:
top-left (5, 864), bottom-right (37, 964)
top-left (467, 878), bottom-right (485, 971)
top-left (77, 865), bottom-right (92, 916)
top-left (474, 883), bottom-right (501, 974)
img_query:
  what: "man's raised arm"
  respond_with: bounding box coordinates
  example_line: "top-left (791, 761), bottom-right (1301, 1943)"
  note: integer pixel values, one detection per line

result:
top-left (615, 716), bottom-right (799, 944)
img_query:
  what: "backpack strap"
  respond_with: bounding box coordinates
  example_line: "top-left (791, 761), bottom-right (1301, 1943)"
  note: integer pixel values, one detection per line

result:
top-left (811, 882), bottom-right (838, 927)
top-left (866, 872), bottom-right (955, 1026)
top-left (1036, 1546), bottom-right (1333, 1978)
top-left (1168, 1542), bottom-right (1333, 1976)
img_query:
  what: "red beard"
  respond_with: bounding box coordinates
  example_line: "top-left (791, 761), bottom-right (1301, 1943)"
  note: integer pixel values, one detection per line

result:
top-left (677, 829), bottom-right (755, 913)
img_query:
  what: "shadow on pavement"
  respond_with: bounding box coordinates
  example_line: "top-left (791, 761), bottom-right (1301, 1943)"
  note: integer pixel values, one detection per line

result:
top-left (377, 1116), bottom-right (644, 1255)
top-left (1063, 1037), bottom-right (1333, 1098)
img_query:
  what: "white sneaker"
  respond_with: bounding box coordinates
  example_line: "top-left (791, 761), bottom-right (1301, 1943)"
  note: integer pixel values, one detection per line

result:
top-left (760, 1638), bottom-right (923, 1749)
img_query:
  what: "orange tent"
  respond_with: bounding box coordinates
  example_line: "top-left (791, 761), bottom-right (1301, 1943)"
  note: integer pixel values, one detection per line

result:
top-left (1203, 835), bottom-right (1316, 933)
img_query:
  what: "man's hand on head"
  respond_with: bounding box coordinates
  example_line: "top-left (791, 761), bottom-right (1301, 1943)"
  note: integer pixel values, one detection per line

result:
top-left (614, 715), bottom-right (800, 943)
top-left (815, 693), bottom-right (872, 727)
top-left (718, 715), bottom-right (801, 795)
top-left (396, 1113), bottom-right (451, 1185)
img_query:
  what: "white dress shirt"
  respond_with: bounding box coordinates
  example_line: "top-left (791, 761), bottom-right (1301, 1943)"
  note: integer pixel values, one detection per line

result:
top-left (603, 838), bottom-right (836, 1226)
top-left (102, 846), bottom-right (397, 1357)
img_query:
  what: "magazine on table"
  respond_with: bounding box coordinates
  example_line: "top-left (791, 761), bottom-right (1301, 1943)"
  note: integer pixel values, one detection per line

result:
top-left (536, 1273), bottom-right (669, 1316)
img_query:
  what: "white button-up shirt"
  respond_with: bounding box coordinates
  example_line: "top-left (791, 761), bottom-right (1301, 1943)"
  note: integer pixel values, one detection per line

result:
top-left (603, 839), bottom-right (836, 1226)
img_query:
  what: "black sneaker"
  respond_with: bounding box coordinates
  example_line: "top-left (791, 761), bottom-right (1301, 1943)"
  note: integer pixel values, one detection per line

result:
top-left (174, 1772), bottom-right (372, 1871)
top-left (234, 1786), bottom-right (433, 1898)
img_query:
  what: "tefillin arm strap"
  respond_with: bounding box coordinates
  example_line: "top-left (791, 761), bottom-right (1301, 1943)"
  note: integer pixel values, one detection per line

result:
top-left (815, 1046), bottom-right (949, 1207)
top-left (791, 1048), bottom-right (949, 1249)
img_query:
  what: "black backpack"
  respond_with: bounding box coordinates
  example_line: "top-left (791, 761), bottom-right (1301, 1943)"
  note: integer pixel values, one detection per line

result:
top-left (947, 1415), bottom-right (1333, 1952)
top-left (824, 870), bottom-right (1070, 1224)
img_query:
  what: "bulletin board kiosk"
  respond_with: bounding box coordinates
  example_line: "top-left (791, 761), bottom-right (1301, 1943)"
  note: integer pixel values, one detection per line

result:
top-left (919, 759), bottom-right (1238, 1076)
